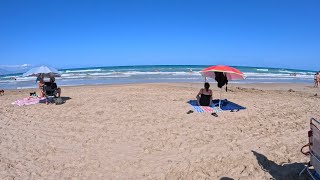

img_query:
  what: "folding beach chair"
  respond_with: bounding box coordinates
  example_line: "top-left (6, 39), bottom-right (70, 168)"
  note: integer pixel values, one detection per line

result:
top-left (300, 117), bottom-right (320, 179)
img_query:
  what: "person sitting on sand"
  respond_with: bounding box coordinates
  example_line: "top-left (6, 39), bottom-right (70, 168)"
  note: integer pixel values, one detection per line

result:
top-left (47, 77), bottom-right (61, 97)
top-left (196, 82), bottom-right (213, 106)
top-left (38, 76), bottom-right (45, 97)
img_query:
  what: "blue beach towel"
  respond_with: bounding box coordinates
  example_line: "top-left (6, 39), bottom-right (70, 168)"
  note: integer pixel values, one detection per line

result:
top-left (188, 99), bottom-right (246, 113)
top-left (212, 99), bottom-right (246, 111)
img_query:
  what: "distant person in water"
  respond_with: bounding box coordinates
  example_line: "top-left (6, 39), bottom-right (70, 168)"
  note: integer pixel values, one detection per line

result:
top-left (196, 82), bottom-right (212, 106)
top-left (314, 72), bottom-right (319, 88)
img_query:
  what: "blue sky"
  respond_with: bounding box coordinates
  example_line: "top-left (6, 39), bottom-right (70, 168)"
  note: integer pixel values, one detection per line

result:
top-left (0, 0), bottom-right (319, 70)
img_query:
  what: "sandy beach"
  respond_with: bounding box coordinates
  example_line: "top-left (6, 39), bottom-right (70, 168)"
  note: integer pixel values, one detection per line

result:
top-left (1, 82), bottom-right (320, 179)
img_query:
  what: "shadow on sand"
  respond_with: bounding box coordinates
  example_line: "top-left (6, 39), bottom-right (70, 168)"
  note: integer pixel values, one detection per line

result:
top-left (252, 150), bottom-right (306, 179)
top-left (40, 96), bottom-right (72, 105)
top-left (60, 97), bottom-right (72, 102)
top-left (220, 177), bottom-right (234, 180)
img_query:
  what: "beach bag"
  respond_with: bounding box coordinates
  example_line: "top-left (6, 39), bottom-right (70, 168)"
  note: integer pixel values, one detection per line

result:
top-left (214, 72), bottom-right (228, 91)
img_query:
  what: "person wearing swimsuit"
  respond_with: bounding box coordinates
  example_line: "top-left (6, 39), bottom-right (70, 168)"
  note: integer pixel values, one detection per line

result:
top-left (38, 74), bottom-right (45, 97)
top-left (196, 82), bottom-right (212, 106)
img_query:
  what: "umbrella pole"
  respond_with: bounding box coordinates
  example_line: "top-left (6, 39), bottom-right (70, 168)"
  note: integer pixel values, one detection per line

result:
top-left (214, 87), bottom-right (223, 113)
top-left (219, 87), bottom-right (222, 109)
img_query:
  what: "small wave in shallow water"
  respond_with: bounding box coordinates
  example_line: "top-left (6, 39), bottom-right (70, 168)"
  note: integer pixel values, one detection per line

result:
top-left (0, 65), bottom-right (316, 89)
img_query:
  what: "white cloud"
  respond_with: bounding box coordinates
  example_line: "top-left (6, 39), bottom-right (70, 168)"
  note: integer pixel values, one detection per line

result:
top-left (21, 64), bottom-right (31, 67)
top-left (0, 64), bottom-right (32, 68)
top-left (0, 64), bottom-right (33, 74)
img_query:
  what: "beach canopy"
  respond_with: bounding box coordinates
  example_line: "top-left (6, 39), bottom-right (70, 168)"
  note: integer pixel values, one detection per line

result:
top-left (201, 65), bottom-right (245, 81)
top-left (23, 66), bottom-right (61, 77)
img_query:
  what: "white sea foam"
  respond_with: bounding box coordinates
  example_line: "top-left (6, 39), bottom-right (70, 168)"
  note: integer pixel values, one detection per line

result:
top-left (256, 68), bottom-right (269, 72)
top-left (17, 86), bottom-right (37, 89)
top-left (120, 71), bottom-right (201, 76)
top-left (246, 77), bottom-right (295, 80)
top-left (97, 75), bottom-right (132, 78)
top-left (65, 69), bottom-right (102, 73)
top-left (146, 77), bottom-right (200, 80)
top-left (14, 77), bottom-right (37, 82)
top-left (278, 70), bottom-right (295, 73)
top-left (0, 80), bottom-right (14, 83)
top-left (123, 71), bottom-right (174, 75)
top-left (89, 72), bottom-right (114, 76)
top-left (244, 72), bottom-right (313, 79)
top-left (61, 75), bottom-right (88, 79)
top-left (61, 73), bottom-right (132, 79)
top-left (61, 74), bottom-right (76, 77)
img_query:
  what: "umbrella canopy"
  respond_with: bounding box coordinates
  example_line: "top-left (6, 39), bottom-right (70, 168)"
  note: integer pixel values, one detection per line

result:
top-left (23, 66), bottom-right (61, 77)
top-left (201, 65), bottom-right (245, 81)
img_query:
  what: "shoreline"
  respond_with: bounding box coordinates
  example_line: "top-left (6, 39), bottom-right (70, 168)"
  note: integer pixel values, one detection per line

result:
top-left (3, 82), bottom-right (318, 93)
top-left (2, 81), bottom-right (317, 90)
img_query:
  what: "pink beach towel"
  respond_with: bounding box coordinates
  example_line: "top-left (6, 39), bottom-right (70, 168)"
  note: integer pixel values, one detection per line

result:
top-left (12, 97), bottom-right (46, 106)
top-left (189, 100), bottom-right (219, 113)
top-left (201, 106), bottom-right (217, 113)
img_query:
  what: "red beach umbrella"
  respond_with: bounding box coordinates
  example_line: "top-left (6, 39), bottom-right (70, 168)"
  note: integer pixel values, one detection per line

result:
top-left (201, 65), bottom-right (245, 81)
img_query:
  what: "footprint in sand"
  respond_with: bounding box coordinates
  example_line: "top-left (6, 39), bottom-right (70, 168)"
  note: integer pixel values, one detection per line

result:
top-left (95, 111), bottom-right (104, 115)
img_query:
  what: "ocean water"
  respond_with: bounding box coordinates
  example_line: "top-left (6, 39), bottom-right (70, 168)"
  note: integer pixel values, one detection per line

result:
top-left (0, 65), bottom-right (317, 89)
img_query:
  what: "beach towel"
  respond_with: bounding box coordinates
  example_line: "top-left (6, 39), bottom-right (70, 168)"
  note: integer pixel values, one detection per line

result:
top-left (212, 99), bottom-right (246, 111)
top-left (12, 97), bottom-right (46, 106)
top-left (188, 100), bottom-right (218, 113)
top-left (188, 99), bottom-right (246, 113)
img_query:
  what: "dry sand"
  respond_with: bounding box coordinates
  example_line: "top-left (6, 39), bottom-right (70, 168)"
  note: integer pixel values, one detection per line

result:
top-left (1, 83), bottom-right (320, 179)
